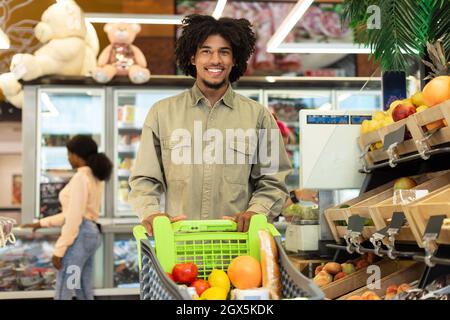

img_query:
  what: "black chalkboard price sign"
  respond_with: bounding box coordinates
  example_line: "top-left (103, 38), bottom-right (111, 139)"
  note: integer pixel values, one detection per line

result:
top-left (40, 182), bottom-right (67, 218)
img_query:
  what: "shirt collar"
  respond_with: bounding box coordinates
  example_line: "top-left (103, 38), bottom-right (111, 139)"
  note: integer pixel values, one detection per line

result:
top-left (77, 166), bottom-right (91, 173)
top-left (190, 83), bottom-right (235, 109)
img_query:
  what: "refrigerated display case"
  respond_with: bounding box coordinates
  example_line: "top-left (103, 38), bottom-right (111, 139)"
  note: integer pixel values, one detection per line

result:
top-left (335, 90), bottom-right (382, 111)
top-left (37, 88), bottom-right (106, 219)
top-left (113, 234), bottom-right (139, 288)
top-left (114, 89), bottom-right (185, 216)
top-left (0, 233), bottom-right (58, 291)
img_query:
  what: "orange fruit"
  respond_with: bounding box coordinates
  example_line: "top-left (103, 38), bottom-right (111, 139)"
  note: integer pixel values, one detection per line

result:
top-left (227, 256), bottom-right (262, 289)
top-left (422, 76), bottom-right (450, 106)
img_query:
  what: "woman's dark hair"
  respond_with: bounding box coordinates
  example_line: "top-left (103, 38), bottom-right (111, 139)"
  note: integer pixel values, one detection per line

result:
top-left (175, 14), bottom-right (256, 83)
top-left (66, 135), bottom-right (112, 181)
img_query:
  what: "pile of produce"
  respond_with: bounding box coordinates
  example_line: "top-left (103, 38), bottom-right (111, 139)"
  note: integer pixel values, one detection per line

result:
top-left (283, 203), bottom-right (319, 220)
top-left (312, 253), bottom-right (376, 287)
top-left (347, 275), bottom-right (450, 300)
top-left (166, 230), bottom-right (288, 300)
top-left (360, 40), bottom-right (449, 151)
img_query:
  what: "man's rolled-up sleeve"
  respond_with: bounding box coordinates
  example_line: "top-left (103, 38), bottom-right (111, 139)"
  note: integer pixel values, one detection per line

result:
top-left (128, 106), bottom-right (166, 221)
top-left (247, 109), bottom-right (292, 218)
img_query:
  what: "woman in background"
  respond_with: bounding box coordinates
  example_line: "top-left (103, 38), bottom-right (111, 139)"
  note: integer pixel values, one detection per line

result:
top-left (22, 135), bottom-right (112, 300)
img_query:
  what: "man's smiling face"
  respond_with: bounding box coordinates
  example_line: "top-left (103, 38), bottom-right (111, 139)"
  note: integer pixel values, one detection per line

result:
top-left (191, 34), bottom-right (234, 89)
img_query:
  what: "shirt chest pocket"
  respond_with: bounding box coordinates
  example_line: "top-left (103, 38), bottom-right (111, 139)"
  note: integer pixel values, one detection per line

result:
top-left (161, 137), bottom-right (192, 181)
top-left (224, 139), bottom-right (256, 185)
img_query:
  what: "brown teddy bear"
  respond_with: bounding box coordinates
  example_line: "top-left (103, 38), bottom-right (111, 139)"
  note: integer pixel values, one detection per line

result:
top-left (93, 23), bottom-right (150, 84)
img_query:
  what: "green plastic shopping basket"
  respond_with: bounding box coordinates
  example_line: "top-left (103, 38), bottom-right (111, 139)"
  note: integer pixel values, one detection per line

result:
top-left (133, 214), bottom-right (324, 300)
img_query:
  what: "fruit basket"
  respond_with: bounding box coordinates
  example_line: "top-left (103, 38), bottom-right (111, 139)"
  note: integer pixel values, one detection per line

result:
top-left (411, 100), bottom-right (450, 151)
top-left (358, 100), bottom-right (450, 167)
top-left (319, 258), bottom-right (400, 299)
top-left (370, 171), bottom-right (450, 243)
top-left (324, 181), bottom-right (395, 243)
top-left (359, 115), bottom-right (419, 166)
top-left (133, 214), bottom-right (324, 300)
top-left (404, 185), bottom-right (450, 246)
top-left (337, 261), bottom-right (425, 300)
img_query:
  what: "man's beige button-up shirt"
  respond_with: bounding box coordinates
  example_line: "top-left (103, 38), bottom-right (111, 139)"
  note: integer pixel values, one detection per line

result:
top-left (129, 83), bottom-right (292, 221)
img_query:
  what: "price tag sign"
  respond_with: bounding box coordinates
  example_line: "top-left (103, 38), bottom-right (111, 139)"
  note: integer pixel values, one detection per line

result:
top-left (388, 212), bottom-right (406, 234)
top-left (373, 226), bottom-right (389, 238)
top-left (348, 215), bottom-right (365, 234)
top-left (383, 124), bottom-right (406, 151)
top-left (423, 215), bottom-right (447, 240)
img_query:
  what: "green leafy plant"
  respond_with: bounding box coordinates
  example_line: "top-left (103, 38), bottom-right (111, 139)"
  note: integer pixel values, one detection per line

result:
top-left (342, 0), bottom-right (449, 72)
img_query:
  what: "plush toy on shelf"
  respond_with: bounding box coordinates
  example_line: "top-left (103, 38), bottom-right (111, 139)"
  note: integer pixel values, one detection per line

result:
top-left (0, 0), bottom-right (99, 108)
top-left (93, 23), bottom-right (150, 84)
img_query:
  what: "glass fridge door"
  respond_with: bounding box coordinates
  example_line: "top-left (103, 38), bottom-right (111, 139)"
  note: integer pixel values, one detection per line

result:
top-left (336, 90), bottom-right (382, 111)
top-left (235, 89), bottom-right (264, 104)
top-left (113, 233), bottom-right (139, 288)
top-left (114, 89), bottom-right (186, 216)
top-left (264, 90), bottom-right (332, 190)
top-left (37, 88), bottom-right (105, 219)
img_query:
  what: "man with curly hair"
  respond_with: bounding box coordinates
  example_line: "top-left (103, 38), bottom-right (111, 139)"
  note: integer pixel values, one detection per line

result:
top-left (129, 15), bottom-right (291, 234)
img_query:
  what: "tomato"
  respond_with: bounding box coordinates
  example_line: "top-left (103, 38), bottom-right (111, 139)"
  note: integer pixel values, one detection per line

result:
top-left (166, 272), bottom-right (175, 282)
top-left (172, 263), bottom-right (198, 284)
top-left (191, 279), bottom-right (210, 296)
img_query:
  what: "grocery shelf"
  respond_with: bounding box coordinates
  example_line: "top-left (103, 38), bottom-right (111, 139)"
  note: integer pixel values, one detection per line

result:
top-left (26, 75), bottom-right (382, 90)
top-left (360, 146), bottom-right (450, 173)
top-left (326, 243), bottom-right (423, 258)
top-left (0, 287), bottom-right (139, 300)
top-left (413, 255), bottom-right (450, 267)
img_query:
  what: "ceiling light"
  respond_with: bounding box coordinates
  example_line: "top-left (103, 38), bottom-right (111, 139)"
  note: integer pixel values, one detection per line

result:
top-left (86, 0), bottom-right (227, 25)
top-left (267, 0), bottom-right (314, 52)
top-left (212, 0), bottom-right (227, 19)
top-left (0, 28), bottom-right (10, 50)
top-left (270, 43), bottom-right (371, 54)
top-left (85, 13), bottom-right (184, 25)
top-left (267, 0), bottom-right (374, 55)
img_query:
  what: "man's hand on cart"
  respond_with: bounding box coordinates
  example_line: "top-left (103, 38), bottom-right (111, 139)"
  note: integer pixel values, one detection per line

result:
top-left (223, 211), bottom-right (257, 232)
top-left (142, 213), bottom-right (187, 236)
top-left (20, 221), bottom-right (42, 232)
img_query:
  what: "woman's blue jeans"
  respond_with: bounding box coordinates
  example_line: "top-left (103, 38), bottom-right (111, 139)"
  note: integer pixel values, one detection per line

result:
top-left (54, 219), bottom-right (101, 300)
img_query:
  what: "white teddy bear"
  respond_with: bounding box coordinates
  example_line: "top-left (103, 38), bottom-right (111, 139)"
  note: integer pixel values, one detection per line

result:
top-left (0, 0), bottom-right (99, 108)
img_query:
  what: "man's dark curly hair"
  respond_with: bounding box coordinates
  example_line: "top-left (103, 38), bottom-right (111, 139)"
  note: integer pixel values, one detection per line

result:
top-left (175, 14), bottom-right (256, 83)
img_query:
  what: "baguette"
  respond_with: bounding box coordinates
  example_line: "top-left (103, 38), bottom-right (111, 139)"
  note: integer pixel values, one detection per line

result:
top-left (258, 229), bottom-right (282, 300)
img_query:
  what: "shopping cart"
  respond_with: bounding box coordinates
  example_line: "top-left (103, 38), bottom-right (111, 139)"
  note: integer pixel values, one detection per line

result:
top-left (133, 214), bottom-right (324, 300)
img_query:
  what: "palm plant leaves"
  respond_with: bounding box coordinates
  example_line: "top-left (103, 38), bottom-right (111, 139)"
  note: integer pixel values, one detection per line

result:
top-left (342, 0), bottom-right (449, 72)
top-left (429, 0), bottom-right (450, 55)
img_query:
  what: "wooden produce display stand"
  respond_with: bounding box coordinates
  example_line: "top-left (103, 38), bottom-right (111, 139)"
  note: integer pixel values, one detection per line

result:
top-left (370, 171), bottom-right (450, 243)
top-left (359, 100), bottom-right (450, 168)
top-left (320, 259), bottom-right (401, 299)
top-left (324, 181), bottom-right (395, 243)
top-left (337, 261), bottom-right (425, 300)
top-left (412, 100), bottom-right (450, 153)
top-left (405, 185), bottom-right (450, 247)
top-left (359, 116), bottom-right (418, 167)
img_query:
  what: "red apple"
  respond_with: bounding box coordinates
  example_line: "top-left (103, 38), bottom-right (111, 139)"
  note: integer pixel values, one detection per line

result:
top-left (392, 103), bottom-right (416, 122)
top-left (191, 279), bottom-right (210, 296)
top-left (172, 263), bottom-right (198, 284)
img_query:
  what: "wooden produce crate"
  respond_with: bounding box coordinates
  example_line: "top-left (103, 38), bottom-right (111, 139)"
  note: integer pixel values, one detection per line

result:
top-left (321, 259), bottom-right (400, 300)
top-left (337, 261), bottom-right (425, 300)
top-left (405, 185), bottom-right (450, 246)
top-left (359, 116), bottom-right (419, 167)
top-left (370, 171), bottom-right (450, 242)
top-left (324, 181), bottom-right (395, 243)
top-left (411, 100), bottom-right (450, 151)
